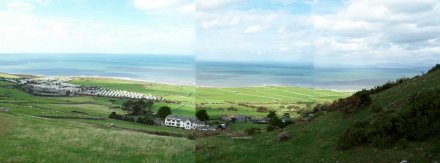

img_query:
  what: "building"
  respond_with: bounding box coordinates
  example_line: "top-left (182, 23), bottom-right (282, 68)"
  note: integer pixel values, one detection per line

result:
top-left (164, 115), bottom-right (206, 130)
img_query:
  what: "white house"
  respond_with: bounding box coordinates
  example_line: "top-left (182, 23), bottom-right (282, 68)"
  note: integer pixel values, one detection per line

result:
top-left (164, 115), bottom-right (206, 130)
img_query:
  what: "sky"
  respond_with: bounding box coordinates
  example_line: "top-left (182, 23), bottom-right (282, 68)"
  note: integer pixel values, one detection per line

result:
top-left (197, 0), bottom-right (440, 67)
top-left (0, 0), bottom-right (195, 55)
top-left (0, 0), bottom-right (439, 67)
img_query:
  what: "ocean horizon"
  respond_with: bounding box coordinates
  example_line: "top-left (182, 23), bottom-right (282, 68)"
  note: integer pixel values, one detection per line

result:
top-left (0, 54), bottom-right (430, 90)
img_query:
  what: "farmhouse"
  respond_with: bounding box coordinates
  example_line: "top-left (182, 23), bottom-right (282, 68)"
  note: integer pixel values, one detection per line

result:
top-left (164, 115), bottom-right (206, 130)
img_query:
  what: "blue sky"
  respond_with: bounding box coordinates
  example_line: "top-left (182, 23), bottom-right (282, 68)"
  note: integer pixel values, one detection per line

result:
top-left (0, 0), bottom-right (195, 55)
top-left (0, 0), bottom-right (439, 67)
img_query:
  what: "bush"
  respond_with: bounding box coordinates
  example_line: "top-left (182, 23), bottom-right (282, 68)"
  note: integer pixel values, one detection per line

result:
top-left (256, 106), bottom-right (269, 112)
top-left (227, 107), bottom-right (237, 111)
top-left (270, 117), bottom-right (285, 128)
top-left (108, 112), bottom-right (136, 122)
top-left (329, 89), bottom-right (371, 114)
top-left (136, 116), bottom-right (155, 125)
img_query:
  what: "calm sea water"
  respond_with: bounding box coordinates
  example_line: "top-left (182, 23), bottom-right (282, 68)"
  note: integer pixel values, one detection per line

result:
top-left (0, 54), bottom-right (429, 90)
top-left (196, 61), bottom-right (429, 91)
top-left (0, 54), bottom-right (195, 85)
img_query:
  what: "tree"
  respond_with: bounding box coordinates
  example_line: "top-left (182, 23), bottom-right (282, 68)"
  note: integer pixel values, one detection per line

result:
top-left (196, 109), bottom-right (210, 122)
top-left (156, 106), bottom-right (172, 119)
top-left (267, 111), bottom-right (277, 119)
top-left (122, 100), bottom-right (135, 114)
top-left (145, 100), bottom-right (154, 114)
top-left (122, 99), bottom-right (154, 115)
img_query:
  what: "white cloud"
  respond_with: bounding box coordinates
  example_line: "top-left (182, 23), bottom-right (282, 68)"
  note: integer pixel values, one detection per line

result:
top-left (311, 0), bottom-right (440, 67)
top-left (197, 9), bottom-right (313, 62)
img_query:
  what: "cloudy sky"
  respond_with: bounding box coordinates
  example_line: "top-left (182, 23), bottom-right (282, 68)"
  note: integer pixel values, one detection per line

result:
top-left (0, 0), bottom-right (439, 67)
top-left (197, 0), bottom-right (440, 67)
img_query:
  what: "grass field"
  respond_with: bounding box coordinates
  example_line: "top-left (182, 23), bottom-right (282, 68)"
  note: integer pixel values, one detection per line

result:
top-left (196, 86), bottom-right (349, 118)
top-left (70, 77), bottom-right (196, 117)
top-left (70, 77), bottom-right (350, 119)
top-left (0, 113), bottom-right (194, 162)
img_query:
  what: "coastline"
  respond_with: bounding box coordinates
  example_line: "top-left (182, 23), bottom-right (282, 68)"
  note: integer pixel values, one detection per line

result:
top-left (2, 71), bottom-right (357, 93)
top-left (1, 72), bottom-right (195, 87)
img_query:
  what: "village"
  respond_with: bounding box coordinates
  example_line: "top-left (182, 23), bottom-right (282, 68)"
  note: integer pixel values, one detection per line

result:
top-left (3, 77), bottom-right (163, 100)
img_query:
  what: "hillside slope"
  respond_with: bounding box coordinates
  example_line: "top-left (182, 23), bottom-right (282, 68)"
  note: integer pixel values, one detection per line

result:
top-left (196, 66), bottom-right (440, 162)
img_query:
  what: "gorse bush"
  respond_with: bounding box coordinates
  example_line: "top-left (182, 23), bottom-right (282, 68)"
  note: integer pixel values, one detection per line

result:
top-left (337, 89), bottom-right (440, 150)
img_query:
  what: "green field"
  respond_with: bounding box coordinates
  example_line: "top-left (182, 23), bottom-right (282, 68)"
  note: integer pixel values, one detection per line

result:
top-left (196, 86), bottom-right (349, 118)
top-left (70, 77), bottom-right (196, 117)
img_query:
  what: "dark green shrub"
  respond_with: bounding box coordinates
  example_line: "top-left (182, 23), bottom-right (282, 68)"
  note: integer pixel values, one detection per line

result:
top-left (257, 106), bottom-right (268, 112)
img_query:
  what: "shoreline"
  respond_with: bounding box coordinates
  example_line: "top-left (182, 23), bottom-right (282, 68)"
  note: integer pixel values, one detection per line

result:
top-left (2, 72), bottom-right (357, 92)
top-left (1, 72), bottom-right (195, 87)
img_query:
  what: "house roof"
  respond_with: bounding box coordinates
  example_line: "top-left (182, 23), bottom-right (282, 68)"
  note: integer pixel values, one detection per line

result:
top-left (165, 115), bottom-right (203, 124)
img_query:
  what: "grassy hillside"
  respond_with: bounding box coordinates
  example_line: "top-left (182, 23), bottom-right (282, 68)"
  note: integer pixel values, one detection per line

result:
top-left (196, 67), bottom-right (440, 162)
top-left (0, 113), bottom-right (194, 162)
top-left (0, 79), bottom-right (196, 162)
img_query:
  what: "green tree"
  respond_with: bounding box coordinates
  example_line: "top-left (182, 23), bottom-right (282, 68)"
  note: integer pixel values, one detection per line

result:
top-left (122, 99), bottom-right (154, 115)
top-left (196, 109), bottom-right (210, 122)
top-left (156, 106), bottom-right (172, 119)
top-left (267, 111), bottom-right (277, 119)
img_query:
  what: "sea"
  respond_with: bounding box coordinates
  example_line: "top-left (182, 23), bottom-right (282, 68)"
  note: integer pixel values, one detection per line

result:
top-left (0, 54), bottom-right (430, 91)
top-left (197, 61), bottom-right (429, 91)
top-left (0, 54), bottom-right (195, 85)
